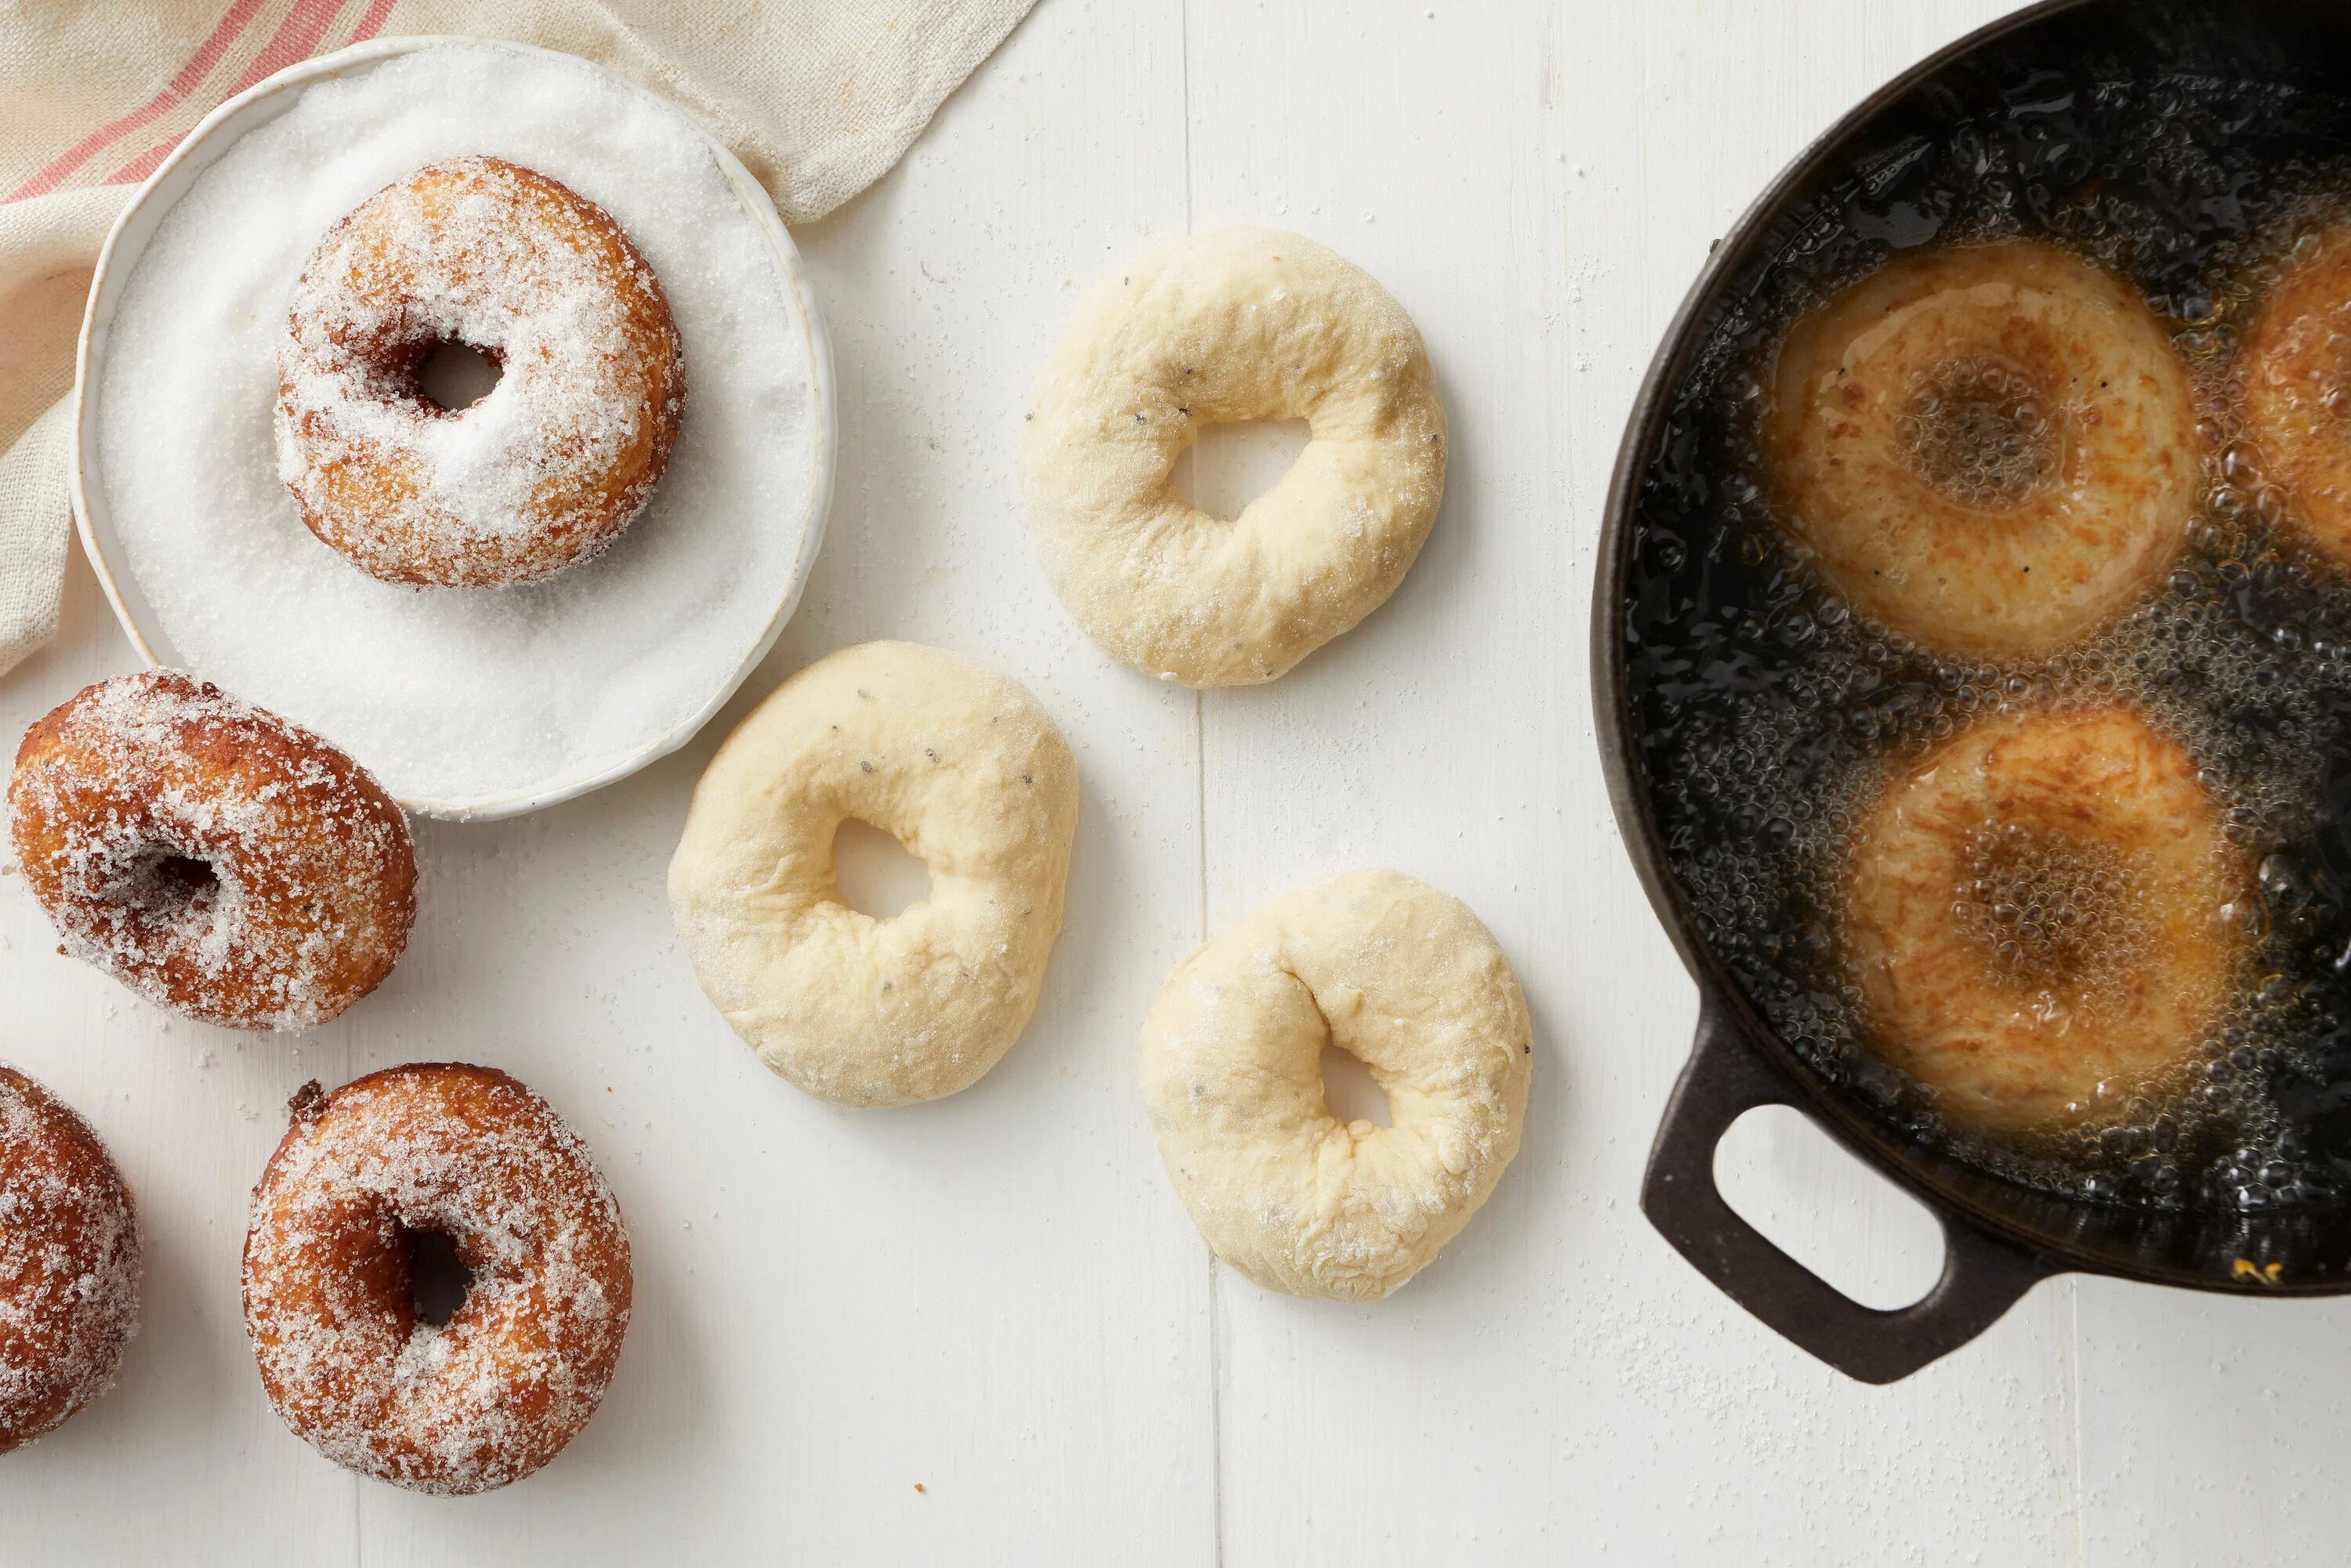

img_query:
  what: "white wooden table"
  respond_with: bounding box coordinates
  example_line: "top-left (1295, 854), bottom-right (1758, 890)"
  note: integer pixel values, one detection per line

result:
top-left (4, 1), bottom-right (2342, 1561)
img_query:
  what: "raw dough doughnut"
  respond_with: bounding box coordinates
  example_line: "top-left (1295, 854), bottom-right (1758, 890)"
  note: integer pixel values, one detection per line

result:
top-left (2244, 219), bottom-right (2351, 567)
top-left (1137, 870), bottom-right (1530, 1302)
top-left (276, 155), bottom-right (686, 588)
top-left (1020, 226), bottom-right (1447, 686)
top-left (1846, 704), bottom-right (2246, 1133)
top-left (241, 1063), bottom-right (632, 1494)
top-left (0, 1066), bottom-right (139, 1456)
top-left (668, 641), bottom-right (1079, 1107)
top-left (8, 671), bottom-right (416, 1032)
top-left (1765, 241), bottom-right (2200, 661)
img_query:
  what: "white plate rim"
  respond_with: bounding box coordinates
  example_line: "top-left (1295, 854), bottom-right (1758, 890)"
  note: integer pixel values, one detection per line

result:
top-left (69, 34), bottom-right (838, 820)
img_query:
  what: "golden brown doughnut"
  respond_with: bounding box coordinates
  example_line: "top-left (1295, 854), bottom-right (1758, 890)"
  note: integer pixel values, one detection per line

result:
top-left (1844, 704), bottom-right (2246, 1133)
top-left (276, 156), bottom-right (686, 589)
top-left (241, 1063), bottom-right (632, 1494)
top-left (1766, 241), bottom-right (2200, 661)
top-left (2244, 220), bottom-right (2351, 566)
top-left (0, 1066), bottom-right (139, 1456)
top-left (7, 671), bottom-right (416, 1032)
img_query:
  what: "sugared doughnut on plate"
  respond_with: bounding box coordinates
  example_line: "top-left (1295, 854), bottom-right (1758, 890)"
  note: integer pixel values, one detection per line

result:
top-left (669, 641), bottom-right (1079, 1106)
top-left (8, 671), bottom-right (415, 1031)
top-left (1138, 870), bottom-right (1530, 1302)
top-left (1020, 226), bottom-right (1447, 686)
top-left (2244, 220), bottom-right (2351, 567)
top-left (242, 1063), bottom-right (632, 1494)
top-left (1765, 241), bottom-right (2200, 661)
top-left (1845, 704), bottom-right (2246, 1133)
top-left (0, 1066), bottom-right (139, 1456)
top-left (276, 156), bottom-right (686, 589)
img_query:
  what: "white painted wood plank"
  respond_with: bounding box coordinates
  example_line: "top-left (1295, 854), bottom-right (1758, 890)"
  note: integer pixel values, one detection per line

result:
top-left (1186, 1), bottom-right (2078, 1563)
top-left (2074, 1285), bottom-right (2351, 1564)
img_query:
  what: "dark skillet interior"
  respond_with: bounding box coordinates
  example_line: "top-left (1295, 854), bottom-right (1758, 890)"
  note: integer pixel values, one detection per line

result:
top-left (1603, 0), bottom-right (2351, 1291)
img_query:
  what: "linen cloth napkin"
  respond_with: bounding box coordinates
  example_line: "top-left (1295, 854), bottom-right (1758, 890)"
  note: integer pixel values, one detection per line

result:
top-left (0, 0), bottom-right (1036, 677)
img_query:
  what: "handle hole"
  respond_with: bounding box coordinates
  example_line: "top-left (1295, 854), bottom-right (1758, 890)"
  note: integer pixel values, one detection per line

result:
top-left (1714, 1105), bottom-right (1943, 1310)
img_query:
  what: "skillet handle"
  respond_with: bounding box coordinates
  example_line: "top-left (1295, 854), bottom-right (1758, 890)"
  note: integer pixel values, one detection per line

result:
top-left (1641, 994), bottom-right (2059, 1385)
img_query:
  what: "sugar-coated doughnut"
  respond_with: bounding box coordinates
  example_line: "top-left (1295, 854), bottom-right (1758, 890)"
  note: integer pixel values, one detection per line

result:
top-left (241, 1063), bottom-right (632, 1494)
top-left (1138, 870), bottom-right (1530, 1302)
top-left (0, 1066), bottom-right (139, 1457)
top-left (277, 156), bottom-right (686, 589)
top-left (8, 671), bottom-right (416, 1032)
top-left (2245, 220), bottom-right (2351, 567)
top-left (1846, 704), bottom-right (2246, 1132)
top-left (1020, 226), bottom-right (1447, 686)
top-left (668, 641), bottom-right (1079, 1107)
top-left (1766, 241), bottom-right (2199, 661)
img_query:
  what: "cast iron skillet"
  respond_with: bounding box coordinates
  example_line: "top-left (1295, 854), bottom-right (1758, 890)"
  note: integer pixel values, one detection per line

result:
top-left (1596, 0), bottom-right (2351, 1384)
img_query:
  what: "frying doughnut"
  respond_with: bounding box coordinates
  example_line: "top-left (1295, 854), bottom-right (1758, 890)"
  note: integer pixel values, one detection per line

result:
top-left (1766, 241), bottom-right (2200, 661)
top-left (1020, 226), bottom-right (1447, 686)
top-left (276, 156), bottom-right (686, 589)
top-left (668, 642), bottom-right (1079, 1107)
top-left (0, 1066), bottom-right (139, 1456)
top-left (8, 671), bottom-right (416, 1032)
top-left (1137, 870), bottom-right (1530, 1302)
top-left (242, 1063), bottom-right (632, 1495)
top-left (1845, 704), bottom-right (2246, 1133)
top-left (2244, 219), bottom-right (2351, 567)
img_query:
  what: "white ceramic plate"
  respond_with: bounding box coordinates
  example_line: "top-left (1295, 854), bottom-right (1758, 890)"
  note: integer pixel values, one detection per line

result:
top-left (70, 35), bottom-right (835, 820)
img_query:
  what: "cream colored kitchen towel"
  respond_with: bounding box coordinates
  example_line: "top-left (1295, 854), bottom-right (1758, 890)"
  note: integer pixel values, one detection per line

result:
top-left (0, 0), bottom-right (1036, 678)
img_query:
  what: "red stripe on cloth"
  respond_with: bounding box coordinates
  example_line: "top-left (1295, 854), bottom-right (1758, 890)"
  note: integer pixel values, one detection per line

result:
top-left (348, 0), bottom-right (397, 45)
top-left (102, 0), bottom-right (351, 187)
top-left (101, 124), bottom-right (193, 188)
top-left (5, 0), bottom-right (266, 199)
top-left (217, 0), bottom-right (350, 99)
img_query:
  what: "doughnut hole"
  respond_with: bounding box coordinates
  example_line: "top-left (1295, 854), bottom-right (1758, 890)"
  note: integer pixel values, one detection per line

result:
top-left (1953, 820), bottom-right (2157, 1027)
top-left (830, 817), bottom-right (931, 921)
top-left (404, 1228), bottom-right (473, 1328)
top-left (1896, 354), bottom-right (2058, 509)
top-left (140, 851), bottom-right (222, 911)
top-left (414, 338), bottom-right (502, 411)
top-left (1174, 417), bottom-right (1312, 521)
top-left (104, 845), bottom-right (226, 934)
top-left (1319, 1042), bottom-right (1393, 1130)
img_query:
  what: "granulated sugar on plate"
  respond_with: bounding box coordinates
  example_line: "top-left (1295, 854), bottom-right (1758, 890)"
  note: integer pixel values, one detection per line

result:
top-left (91, 42), bottom-right (824, 813)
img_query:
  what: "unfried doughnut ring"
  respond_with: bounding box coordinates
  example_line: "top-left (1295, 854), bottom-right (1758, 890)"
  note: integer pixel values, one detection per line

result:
top-left (1020, 226), bottom-right (1447, 686)
top-left (1137, 870), bottom-right (1531, 1302)
top-left (668, 641), bottom-right (1079, 1107)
